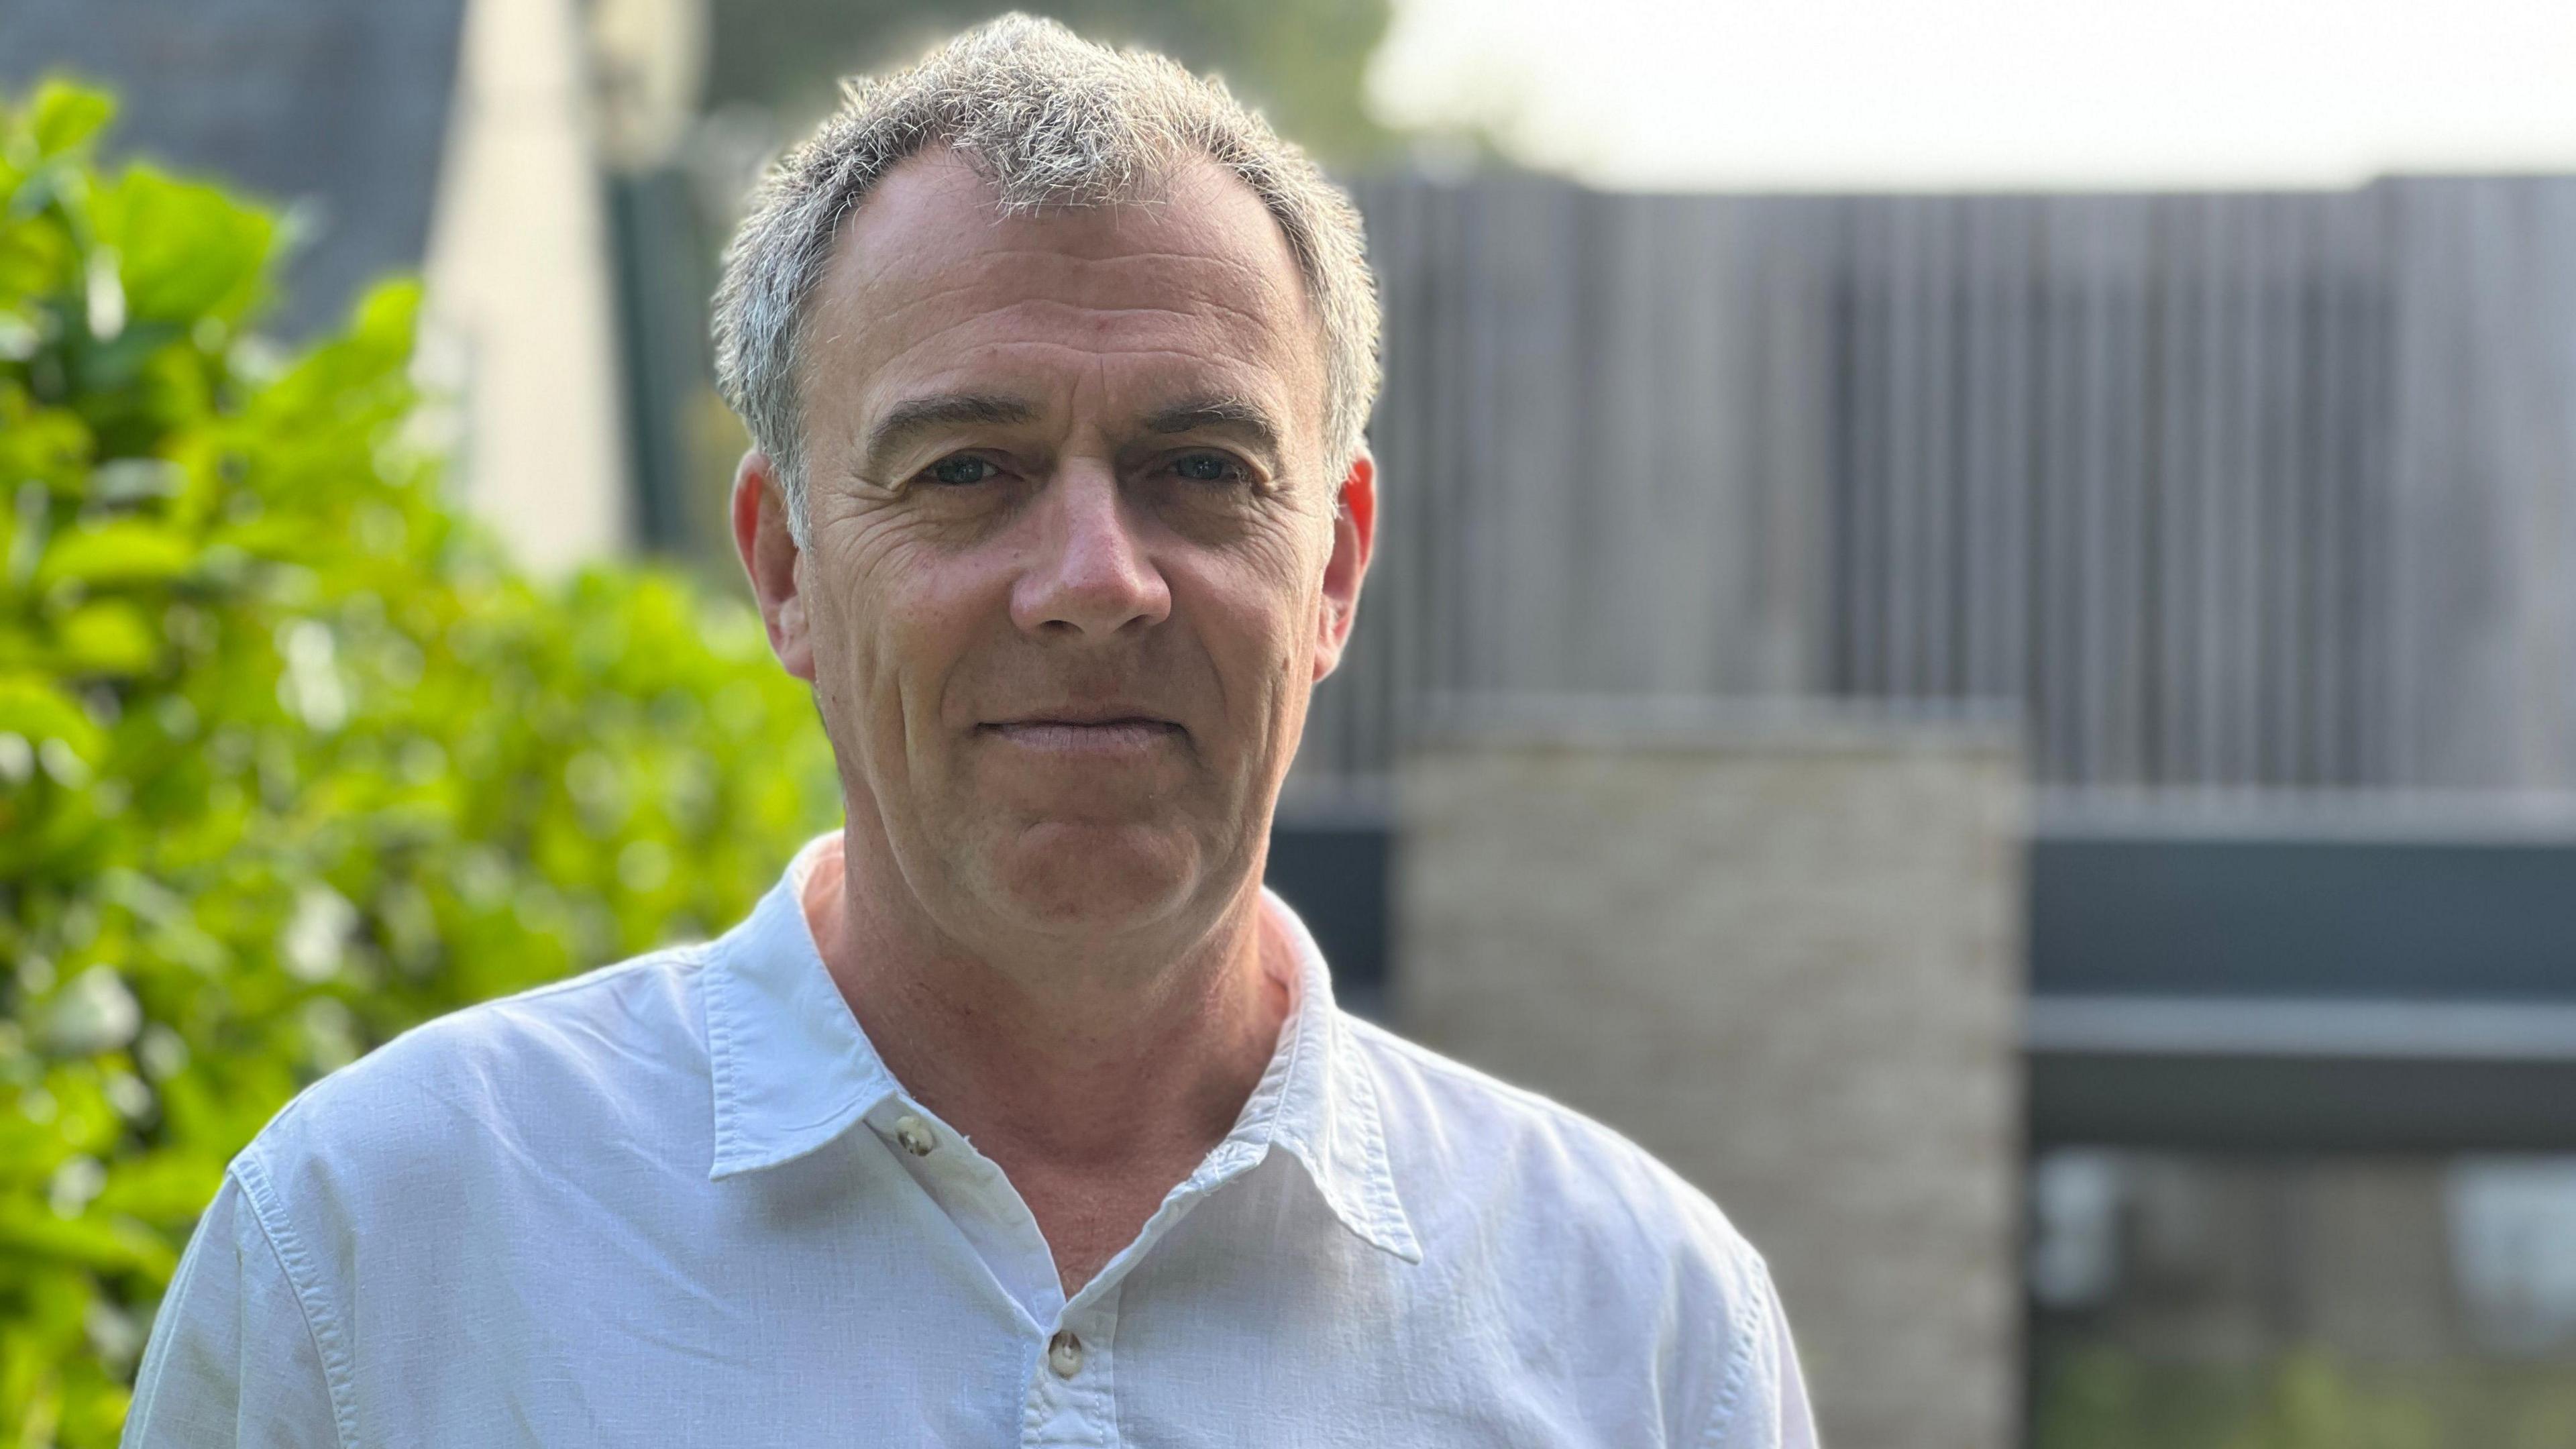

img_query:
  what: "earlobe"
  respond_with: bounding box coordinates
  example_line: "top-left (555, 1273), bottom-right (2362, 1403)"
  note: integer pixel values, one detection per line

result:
top-left (731, 450), bottom-right (816, 682)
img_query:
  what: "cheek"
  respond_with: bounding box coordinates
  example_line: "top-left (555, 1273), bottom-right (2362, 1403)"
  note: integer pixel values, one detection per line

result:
top-left (1181, 525), bottom-right (1328, 715)
top-left (808, 519), bottom-right (999, 735)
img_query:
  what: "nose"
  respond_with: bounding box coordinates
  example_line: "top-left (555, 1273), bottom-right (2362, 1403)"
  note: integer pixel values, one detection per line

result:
top-left (1009, 464), bottom-right (1172, 639)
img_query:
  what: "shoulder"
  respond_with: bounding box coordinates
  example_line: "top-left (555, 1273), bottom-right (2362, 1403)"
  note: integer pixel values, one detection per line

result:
top-left (1346, 1016), bottom-right (1792, 1437)
top-left (1352, 1013), bottom-right (1757, 1253)
top-left (231, 945), bottom-right (714, 1220)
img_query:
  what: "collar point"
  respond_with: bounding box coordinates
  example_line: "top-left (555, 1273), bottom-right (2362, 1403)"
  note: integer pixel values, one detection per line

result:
top-left (1371, 1222), bottom-right (1427, 1265)
top-left (706, 1144), bottom-right (764, 1182)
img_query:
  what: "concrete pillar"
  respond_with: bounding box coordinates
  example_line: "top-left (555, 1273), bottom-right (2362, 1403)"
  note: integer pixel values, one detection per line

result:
top-left (419, 0), bottom-right (632, 570)
top-left (1397, 703), bottom-right (2025, 1449)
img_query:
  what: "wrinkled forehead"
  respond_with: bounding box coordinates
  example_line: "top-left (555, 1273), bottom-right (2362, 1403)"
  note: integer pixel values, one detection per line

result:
top-left (796, 150), bottom-right (1328, 455)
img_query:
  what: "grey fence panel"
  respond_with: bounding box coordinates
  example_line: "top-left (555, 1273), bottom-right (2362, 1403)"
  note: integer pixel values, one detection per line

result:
top-left (2386, 178), bottom-right (2576, 792)
top-left (2145, 195), bottom-right (2197, 784)
top-left (1299, 174), bottom-right (2576, 799)
top-left (1756, 199), bottom-right (1842, 698)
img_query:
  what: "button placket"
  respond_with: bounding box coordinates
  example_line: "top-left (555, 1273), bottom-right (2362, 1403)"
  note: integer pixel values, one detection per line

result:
top-left (1019, 1332), bottom-right (1097, 1448)
top-left (1022, 1285), bottom-right (1122, 1446)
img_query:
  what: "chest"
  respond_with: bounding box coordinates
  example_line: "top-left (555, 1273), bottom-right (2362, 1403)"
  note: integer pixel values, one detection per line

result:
top-left (332, 1146), bottom-right (1684, 1449)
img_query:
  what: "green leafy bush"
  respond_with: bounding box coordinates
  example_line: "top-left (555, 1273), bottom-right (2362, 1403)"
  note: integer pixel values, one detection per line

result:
top-left (0, 83), bottom-right (839, 1445)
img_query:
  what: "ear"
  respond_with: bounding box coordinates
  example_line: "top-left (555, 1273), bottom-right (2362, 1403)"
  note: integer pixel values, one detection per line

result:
top-left (731, 449), bottom-right (814, 681)
top-left (1311, 449), bottom-right (1377, 683)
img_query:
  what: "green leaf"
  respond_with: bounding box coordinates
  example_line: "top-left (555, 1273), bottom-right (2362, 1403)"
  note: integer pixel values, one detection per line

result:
top-left (350, 278), bottom-right (423, 352)
top-left (51, 600), bottom-right (160, 676)
top-left (28, 80), bottom-right (113, 159)
top-left (0, 672), bottom-right (103, 761)
top-left (35, 520), bottom-right (195, 590)
top-left (91, 167), bottom-right (272, 326)
top-left (0, 387), bottom-right (92, 494)
top-left (0, 1203), bottom-right (172, 1277)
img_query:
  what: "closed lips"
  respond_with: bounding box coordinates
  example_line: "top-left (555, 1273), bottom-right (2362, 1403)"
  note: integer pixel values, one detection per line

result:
top-left (983, 718), bottom-right (1183, 747)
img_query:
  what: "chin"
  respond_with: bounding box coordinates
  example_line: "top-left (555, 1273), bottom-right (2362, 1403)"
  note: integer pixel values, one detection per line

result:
top-left (973, 818), bottom-right (1211, 934)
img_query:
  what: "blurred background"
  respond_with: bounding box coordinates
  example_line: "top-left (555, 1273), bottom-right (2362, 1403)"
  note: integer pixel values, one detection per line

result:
top-left (3, 1), bottom-right (2575, 1446)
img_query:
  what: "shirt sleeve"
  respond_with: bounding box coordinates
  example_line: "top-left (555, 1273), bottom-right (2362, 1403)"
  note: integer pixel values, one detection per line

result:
top-left (121, 1167), bottom-right (346, 1449)
top-left (1705, 1259), bottom-right (1821, 1449)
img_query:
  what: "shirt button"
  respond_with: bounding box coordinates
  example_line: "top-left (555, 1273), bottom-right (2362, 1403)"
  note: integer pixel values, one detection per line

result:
top-left (1046, 1330), bottom-right (1084, 1378)
top-left (892, 1114), bottom-right (936, 1157)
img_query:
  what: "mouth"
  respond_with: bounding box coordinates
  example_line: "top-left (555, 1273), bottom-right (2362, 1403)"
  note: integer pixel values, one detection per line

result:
top-left (978, 714), bottom-right (1185, 754)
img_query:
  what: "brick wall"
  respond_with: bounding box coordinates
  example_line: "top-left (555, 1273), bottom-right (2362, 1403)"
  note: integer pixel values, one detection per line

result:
top-left (1397, 710), bottom-right (2025, 1449)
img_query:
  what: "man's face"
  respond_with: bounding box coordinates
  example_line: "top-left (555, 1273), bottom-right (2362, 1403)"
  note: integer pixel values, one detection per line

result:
top-left (737, 151), bottom-right (1374, 947)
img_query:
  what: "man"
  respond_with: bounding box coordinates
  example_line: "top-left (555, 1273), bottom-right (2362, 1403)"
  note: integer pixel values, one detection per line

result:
top-left (124, 17), bottom-right (1817, 1446)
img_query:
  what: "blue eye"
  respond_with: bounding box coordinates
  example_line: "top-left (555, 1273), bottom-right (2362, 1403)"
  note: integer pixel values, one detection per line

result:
top-left (926, 455), bottom-right (996, 486)
top-left (1171, 453), bottom-right (1246, 484)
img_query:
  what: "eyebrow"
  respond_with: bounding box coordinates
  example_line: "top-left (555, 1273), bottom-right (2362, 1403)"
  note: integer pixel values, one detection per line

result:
top-left (860, 392), bottom-right (1038, 482)
top-left (1140, 396), bottom-right (1287, 461)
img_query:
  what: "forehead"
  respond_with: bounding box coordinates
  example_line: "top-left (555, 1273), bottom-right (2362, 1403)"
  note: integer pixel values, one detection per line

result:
top-left (803, 150), bottom-right (1323, 435)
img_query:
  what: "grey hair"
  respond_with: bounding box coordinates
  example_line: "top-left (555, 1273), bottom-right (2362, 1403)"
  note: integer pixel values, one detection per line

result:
top-left (711, 13), bottom-right (1381, 545)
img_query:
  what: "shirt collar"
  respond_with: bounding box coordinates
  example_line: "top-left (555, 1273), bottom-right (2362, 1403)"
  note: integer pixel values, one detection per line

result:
top-left (702, 834), bottom-right (1421, 1265)
top-left (702, 835), bottom-right (903, 1181)
top-left (1230, 877), bottom-right (1424, 1263)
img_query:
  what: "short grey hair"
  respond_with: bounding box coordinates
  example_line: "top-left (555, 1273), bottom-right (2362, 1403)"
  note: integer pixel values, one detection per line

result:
top-left (711, 13), bottom-right (1381, 543)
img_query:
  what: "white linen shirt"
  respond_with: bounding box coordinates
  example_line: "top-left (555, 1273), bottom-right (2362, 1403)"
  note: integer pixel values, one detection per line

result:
top-left (124, 835), bottom-right (1817, 1447)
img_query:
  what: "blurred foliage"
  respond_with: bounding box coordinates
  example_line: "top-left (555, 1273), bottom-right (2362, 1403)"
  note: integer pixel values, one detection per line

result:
top-left (2035, 1342), bottom-right (2576, 1449)
top-left (704, 0), bottom-right (1399, 168)
top-left (0, 83), bottom-right (837, 1446)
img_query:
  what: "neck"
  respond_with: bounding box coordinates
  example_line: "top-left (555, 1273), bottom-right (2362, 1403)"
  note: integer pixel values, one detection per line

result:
top-left (800, 828), bottom-right (1292, 1284)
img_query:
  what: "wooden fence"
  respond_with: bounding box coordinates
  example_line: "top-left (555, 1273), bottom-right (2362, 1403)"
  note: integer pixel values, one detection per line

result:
top-left (1293, 175), bottom-right (2576, 797)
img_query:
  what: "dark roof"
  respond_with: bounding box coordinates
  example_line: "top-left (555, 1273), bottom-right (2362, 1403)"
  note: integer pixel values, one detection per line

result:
top-left (0, 0), bottom-right (468, 338)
